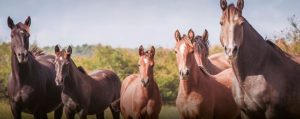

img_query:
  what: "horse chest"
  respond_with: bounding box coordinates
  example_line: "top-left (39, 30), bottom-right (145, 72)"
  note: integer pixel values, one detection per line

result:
top-left (176, 93), bottom-right (203, 116)
top-left (62, 93), bottom-right (81, 112)
top-left (13, 85), bottom-right (35, 103)
top-left (237, 75), bottom-right (270, 112)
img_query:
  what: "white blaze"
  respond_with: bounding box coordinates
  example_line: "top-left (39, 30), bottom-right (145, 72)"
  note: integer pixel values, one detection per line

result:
top-left (179, 44), bottom-right (186, 56)
top-left (143, 59), bottom-right (148, 64)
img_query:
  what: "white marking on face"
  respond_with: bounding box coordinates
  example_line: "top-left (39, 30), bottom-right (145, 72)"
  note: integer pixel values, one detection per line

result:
top-left (59, 57), bottom-right (63, 61)
top-left (228, 23), bottom-right (235, 48)
top-left (179, 44), bottom-right (186, 56)
top-left (20, 30), bottom-right (24, 34)
top-left (143, 58), bottom-right (148, 64)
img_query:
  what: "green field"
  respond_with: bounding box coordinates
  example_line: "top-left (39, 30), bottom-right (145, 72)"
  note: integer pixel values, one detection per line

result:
top-left (0, 100), bottom-right (179, 119)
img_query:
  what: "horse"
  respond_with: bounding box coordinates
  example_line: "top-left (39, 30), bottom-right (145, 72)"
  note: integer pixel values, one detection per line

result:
top-left (120, 46), bottom-right (162, 119)
top-left (54, 46), bottom-right (121, 119)
top-left (192, 29), bottom-right (231, 74)
top-left (219, 0), bottom-right (300, 118)
top-left (6, 16), bottom-right (63, 119)
top-left (174, 30), bottom-right (240, 119)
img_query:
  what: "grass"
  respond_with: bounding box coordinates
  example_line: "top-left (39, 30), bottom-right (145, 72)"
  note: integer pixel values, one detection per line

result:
top-left (0, 100), bottom-right (179, 119)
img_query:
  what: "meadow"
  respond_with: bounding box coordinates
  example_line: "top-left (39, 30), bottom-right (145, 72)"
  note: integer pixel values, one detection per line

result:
top-left (0, 100), bottom-right (179, 119)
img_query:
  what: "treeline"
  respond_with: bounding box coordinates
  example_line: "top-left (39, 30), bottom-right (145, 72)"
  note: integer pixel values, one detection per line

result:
top-left (0, 43), bottom-right (181, 103)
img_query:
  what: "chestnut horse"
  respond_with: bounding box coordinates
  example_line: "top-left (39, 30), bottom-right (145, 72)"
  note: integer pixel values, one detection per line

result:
top-left (174, 30), bottom-right (239, 119)
top-left (220, 0), bottom-right (300, 118)
top-left (54, 46), bottom-right (121, 119)
top-left (192, 29), bottom-right (231, 74)
top-left (120, 46), bottom-right (162, 119)
top-left (7, 16), bottom-right (63, 119)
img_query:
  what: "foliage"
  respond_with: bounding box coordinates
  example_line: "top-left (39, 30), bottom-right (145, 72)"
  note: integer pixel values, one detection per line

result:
top-left (274, 15), bottom-right (300, 55)
top-left (0, 43), bottom-right (11, 98)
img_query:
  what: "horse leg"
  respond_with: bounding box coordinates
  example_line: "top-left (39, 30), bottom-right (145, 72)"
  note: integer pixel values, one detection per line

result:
top-left (240, 111), bottom-right (250, 119)
top-left (149, 114), bottom-right (159, 119)
top-left (96, 112), bottom-right (104, 119)
top-left (33, 113), bottom-right (47, 119)
top-left (54, 105), bottom-right (63, 119)
top-left (42, 114), bottom-right (48, 119)
top-left (79, 109), bottom-right (88, 119)
top-left (110, 105), bottom-right (120, 119)
top-left (64, 106), bottom-right (75, 119)
top-left (10, 102), bottom-right (21, 119)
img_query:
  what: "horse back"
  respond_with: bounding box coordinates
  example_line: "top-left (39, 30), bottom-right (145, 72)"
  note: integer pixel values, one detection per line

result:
top-left (208, 53), bottom-right (231, 70)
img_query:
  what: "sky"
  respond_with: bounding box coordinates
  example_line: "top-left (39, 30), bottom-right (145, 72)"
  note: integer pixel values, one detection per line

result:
top-left (0, 0), bottom-right (299, 48)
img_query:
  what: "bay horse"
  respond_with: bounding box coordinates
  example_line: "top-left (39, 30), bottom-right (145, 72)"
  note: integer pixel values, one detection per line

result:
top-left (219, 0), bottom-right (300, 118)
top-left (54, 46), bottom-right (121, 119)
top-left (7, 16), bottom-right (63, 119)
top-left (192, 29), bottom-right (231, 74)
top-left (120, 46), bottom-right (162, 119)
top-left (174, 30), bottom-right (239, 119)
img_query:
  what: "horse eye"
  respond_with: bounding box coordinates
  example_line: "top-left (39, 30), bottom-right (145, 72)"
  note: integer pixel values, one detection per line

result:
top-left (174, 50), bottom-right (177, 54)
top-left (137, 64), bottom-right (140, 67)
top-left (220, 22), bottom-right (224, 25)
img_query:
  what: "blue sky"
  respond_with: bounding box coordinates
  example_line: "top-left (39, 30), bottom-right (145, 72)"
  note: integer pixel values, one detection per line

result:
top-left (0, 0), bottom-right (299, 48)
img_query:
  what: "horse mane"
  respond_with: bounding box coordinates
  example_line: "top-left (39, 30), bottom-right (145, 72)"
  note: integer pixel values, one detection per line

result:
top-left (77, 66), bottom-right (88, 74)
top-left (29, 46), bottom-right (45, 57)
top-left (198, 66), bottom-right (212, 77)
top-left (265, 40), bottom-right (291, 58)
top-left (194, 35), bottom-right (210, 57)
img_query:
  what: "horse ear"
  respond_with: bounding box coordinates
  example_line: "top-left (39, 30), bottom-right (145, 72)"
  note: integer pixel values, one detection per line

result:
top-left (220, 0), bottom-right (227, 11)
top-left (66, 46), bottom-right (72, 58)
top-left (202, 29), bottom-right (209, 42)
top-left (237, 0), bottom-right (244, 11)
top-left (24, 16), bottom-right (31, 27)
top-left (55, 45), bottom-right (60, 54)
top-left (175, 30), bottom-right (181, 42)
top-left (150, 46), bottom-right (155, 58)
top-left (139, 45), bottom-right (144, 56)
top-left (7, 16), bottom-right (15, 29)
top-left (188, 29), bottom-right (195, 42)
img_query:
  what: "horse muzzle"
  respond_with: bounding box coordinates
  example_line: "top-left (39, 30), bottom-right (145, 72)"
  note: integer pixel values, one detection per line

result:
top-left (55, 77), bottom-right (64, 86)
top-left (179, 68), bottom-right (190, 80)
top-left (225, 45), bottom-right (238, 60)
top-left (16, 51), bottom-right (28, 63)
top-left (141, 78), bottom-right (149, 87)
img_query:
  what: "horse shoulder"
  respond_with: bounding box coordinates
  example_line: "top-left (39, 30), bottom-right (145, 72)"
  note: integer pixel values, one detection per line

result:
top-left (214, 68), bottom-right (234, 89)
top-left (121, 74), bottom-right (139, 95)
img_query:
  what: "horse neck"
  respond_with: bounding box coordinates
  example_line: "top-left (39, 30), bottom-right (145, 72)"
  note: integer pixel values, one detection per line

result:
top-left (63, 59), bottom-right (88, 93)
top-left (143, 78), bottom-right (156, 98)
top-left (179, 54), bottom-right (210, 95)
top-left (11, 53), bottom-right (34, 86)
top-left (233, 20), bottom-right (273, 80)
top-left (202, 56), bottom-right (220, 74)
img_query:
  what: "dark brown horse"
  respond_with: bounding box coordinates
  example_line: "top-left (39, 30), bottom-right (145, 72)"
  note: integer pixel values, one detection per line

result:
top-left (7, 16), bottom-right (63, 119)
top-left (120, 46), bottom-right (162, 119)
top-left (174, 30), bottom-right (239, 119)
top-left (193, 29), bottom-right (230, 74)
top-left (54, 46), bottom-right (121, 119)
top-left (219, 0), bottom-right (300, 118)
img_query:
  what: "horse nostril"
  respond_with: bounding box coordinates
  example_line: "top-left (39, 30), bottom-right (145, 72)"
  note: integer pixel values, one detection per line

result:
top-left (224, 46), bottom-right (228, 51)
top-left (233, 46), bottom-right (238, 53)
top-left (186, 70), bottom-right (190, 75)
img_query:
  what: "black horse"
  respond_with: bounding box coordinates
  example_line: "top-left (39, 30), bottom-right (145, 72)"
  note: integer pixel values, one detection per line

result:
top-left (7, 16), bottom-right (63, 119)
top-left (54, 46), bottom-right (121, 119)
